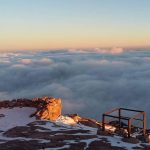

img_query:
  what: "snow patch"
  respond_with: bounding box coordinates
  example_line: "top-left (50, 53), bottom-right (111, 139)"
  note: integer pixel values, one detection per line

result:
top-left (56, 115), bottom-right (76, 125)
top-left (0, 107), bottom-right (36, 131)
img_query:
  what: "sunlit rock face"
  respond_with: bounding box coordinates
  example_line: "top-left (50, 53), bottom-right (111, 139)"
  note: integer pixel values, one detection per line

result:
top-left (32, 96), bottom-right (62, 121)
top-left (0, 96), bottom-right (62, 121)
top-left (145, 135), bottom-right (150, 143)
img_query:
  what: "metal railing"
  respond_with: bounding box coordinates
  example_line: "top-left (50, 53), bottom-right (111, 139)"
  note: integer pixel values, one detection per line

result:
top-left (102, 108), bottom-right (146, 137)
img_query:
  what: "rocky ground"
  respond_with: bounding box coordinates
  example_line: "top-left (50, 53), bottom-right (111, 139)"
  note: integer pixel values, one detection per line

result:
top-left (0, 107), bottom-right (150, 150)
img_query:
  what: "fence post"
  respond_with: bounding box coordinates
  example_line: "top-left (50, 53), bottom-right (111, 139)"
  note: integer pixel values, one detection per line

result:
top-left (128, 119), bottom-right (131, 137)
top-left (143, 112), bottom-right (146, 136)
top-left (119, 108), bottom-right (121, 129)
top-left (102, 114), bottom-right (105, 131)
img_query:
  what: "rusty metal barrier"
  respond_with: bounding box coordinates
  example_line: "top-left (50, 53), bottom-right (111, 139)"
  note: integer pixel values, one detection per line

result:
top-left (102, 108), bottom-right (146, 137)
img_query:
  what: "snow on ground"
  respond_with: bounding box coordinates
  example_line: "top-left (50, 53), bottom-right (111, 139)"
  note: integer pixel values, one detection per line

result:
top-left (0, 107), bottom-right (36, 131)
top-left (81, 138), bottom-right (100, 150)
top-left (36, 121), bottom-right (146, 150)
top-left (105, 124), bottom-right (116, 132)
top-left (38, 121), bottom-right (150, 150)
top-left (42, 145), bottom-right (70, 150)
top-left (56, 115), bottom-right (76, 125)
top-left (34, 120), bottom-right (65, 132)
top-left (0, 107), bottom-right (150, 150)
top-left (101, 135), bottom-right (142, 150)
top-left (37, 118), bottom-right (97, 133)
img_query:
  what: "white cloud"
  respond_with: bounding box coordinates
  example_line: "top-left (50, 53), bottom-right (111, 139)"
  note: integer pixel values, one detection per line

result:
top-left (0, 92), bottom-right (9, 100)
top-left (68, 47), bottom-right (124, 54)
top-left (94, 47), bottom-right (124, 54)
top-left (38, 58), bottom-right (53, 65)
top-left (11, 64), bottom-right (26, 68)
top-left (0, 49), bottom-right (150, 126)
top-left (63, 100), bottom-right (85, 113)
top-left (0, 60), bottom-right (10, 64)
top-left (20, 58), bottom-right (53, 65)
top-left (20, 59), bottom-right (33, 65)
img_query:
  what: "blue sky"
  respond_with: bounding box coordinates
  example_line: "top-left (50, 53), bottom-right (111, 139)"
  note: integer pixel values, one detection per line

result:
top-left (0, 0), bottom-right (150, 50)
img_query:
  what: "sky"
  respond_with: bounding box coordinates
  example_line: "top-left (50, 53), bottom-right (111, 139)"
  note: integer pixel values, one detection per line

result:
top-left (0, 0), bottom-right (150, 51)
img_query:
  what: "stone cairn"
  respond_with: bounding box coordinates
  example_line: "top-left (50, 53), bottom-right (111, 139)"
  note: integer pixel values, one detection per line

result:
top-left (0, 96), bottom-right (62, 121)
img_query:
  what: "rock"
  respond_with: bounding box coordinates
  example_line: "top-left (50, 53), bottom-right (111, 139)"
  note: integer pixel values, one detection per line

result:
top-left (0, 99), bottom-right (34, 108)
top-left (0, 96), bottom-right (62, 121)
top-left (0, 139), bottom-right (66, 150)
top-left (102, 124), bottom-right (116, 133)
top-left (68, 114), bottom-right (101, 128)
top-left (34, 97), bottom-right (62, 121)
top-left (0, 101), bottom-right (9, 108)
top-left (115, 128), bottom-right (128, 137)
top-left (56, 116), bottom-right (77, 125)
top-left (0, 96), bottom-right (62, 122)
top-left (109, 120), bottom-right (127, 128)
top-left (97, 129), bottom-right (114, 136)
top-left (87, 140), bottom-right (125, 150)
top-left (79, 118), bottom-right (100, 128)
top-left (148, 135), bottom-right (150, 142)
top-left (68, 114), bottom-right (82, 123)
top-left (140, 144), bottom-right (150, 149)
top-left (0, 114), bottom-right (5, 118)
top-left (144, 135), bottom-right (150, 143)
top-left (122, 137), bottom-right (139, 144)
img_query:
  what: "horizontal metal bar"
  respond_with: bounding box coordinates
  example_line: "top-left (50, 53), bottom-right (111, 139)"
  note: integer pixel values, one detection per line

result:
top-left (132, 118), bottom-right (143, 121)
top-left (120, 108), bottom-right (144, 113)
top-left (132, 126), bottom-right (144, 130)
top-left (104, 114), bottom-right (144, 121)
top-left (104, 114), bottom-right (129, 120)
top-left (104, 108), bottom-right (119, 115)
top-left (131, 112), bottom-right (144, 121)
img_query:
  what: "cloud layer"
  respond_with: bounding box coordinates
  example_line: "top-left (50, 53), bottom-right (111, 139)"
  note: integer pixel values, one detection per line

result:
top-left (0, 49), bottom-right (150, 126)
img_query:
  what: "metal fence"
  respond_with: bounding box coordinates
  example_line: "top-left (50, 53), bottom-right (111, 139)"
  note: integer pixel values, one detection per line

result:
top-left (102, 108), bottom-right (146, 137)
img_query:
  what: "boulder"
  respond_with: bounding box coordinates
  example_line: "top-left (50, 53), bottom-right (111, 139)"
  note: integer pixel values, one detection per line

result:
top-left (97, 129), bottom-right (113, 136)
top-left (68, 114), bottom-right (81, 123)
top-left (79, 118), bottom-right (100, 128)
top-left (34, 97), bottom-right (62, 121)
top-left (0, 114), bottom-right (5, 118)
top-left (145, 135), bottom-right (150, 143)
top-left (0, 99), bottom-right (35, 108)
top-left (122, 137), bottom-right (139, 144)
